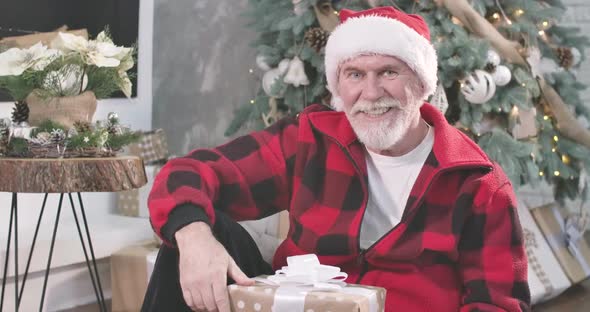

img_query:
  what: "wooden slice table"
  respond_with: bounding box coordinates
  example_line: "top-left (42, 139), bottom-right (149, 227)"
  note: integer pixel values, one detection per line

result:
top-left (0, 156), bottom-right (147, 312)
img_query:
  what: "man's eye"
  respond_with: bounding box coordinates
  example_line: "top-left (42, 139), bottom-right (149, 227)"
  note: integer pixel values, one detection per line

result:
top-left (383, 70), bottom-right (399, 78)
top-left (348, 72), bottom-right (362, 79)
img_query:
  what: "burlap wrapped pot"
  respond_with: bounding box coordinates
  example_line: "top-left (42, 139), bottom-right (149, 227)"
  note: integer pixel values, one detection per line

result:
top-left (26, 91), bottom-right (97, 128)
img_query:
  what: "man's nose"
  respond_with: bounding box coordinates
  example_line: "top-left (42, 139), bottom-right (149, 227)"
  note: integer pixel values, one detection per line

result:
top-left (362, 74), bottom-right (384, 101)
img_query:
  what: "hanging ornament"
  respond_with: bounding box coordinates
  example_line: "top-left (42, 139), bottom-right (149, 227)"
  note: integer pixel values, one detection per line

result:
top-left (292, 0), bottom-right (309, 16)
top-left (283, 56), bottom-right (309, 87)
top-left (492, 65), bottom-right (512, 86)
top-left (262, 59), bottom-right (291, 98)
top-left (261, 97), bottom-right (287, 127)
top-left (510, 106), bottom-right (538, 139)
top-left (487, 50), bottom-right (501, 66)
top-left (429, 82), bottom-right (449, 114)
top-left (304, 27), bottom-right (329, 53)
top-left (314, 0), bottom-right (339, 32)
top-left (278, 59), bottom-right (291, 74)
top-left (556, 47), bottom-right (574, 69)
top-left (461, 70), bottom-right (496, 104)
top-left (256, 54), bottom-right (272, 71)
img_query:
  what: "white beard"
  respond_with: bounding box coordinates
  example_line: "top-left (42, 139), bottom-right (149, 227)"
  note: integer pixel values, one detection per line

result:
top-left (345, 96), bottom-right (416, 151)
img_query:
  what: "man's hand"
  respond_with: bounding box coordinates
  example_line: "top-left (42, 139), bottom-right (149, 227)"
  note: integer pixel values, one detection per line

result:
top-left (175, 222), bottom-right (255, 312)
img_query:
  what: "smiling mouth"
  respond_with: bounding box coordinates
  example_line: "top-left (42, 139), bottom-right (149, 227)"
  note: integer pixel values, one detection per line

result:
top-left (357, 107), bottom-right (393, 117)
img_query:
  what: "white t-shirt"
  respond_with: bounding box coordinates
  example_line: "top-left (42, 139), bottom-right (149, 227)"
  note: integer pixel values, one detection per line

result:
top-left (359, 125), bottom-right (435, 250)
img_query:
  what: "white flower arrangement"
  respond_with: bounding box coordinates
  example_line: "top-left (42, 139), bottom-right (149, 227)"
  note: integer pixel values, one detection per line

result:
top-left (0, 29), bottom-right (135, 100)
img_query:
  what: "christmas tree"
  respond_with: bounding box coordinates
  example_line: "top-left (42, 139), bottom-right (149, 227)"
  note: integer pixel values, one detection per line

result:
top-left (226, 0), bottom-right (590, 202)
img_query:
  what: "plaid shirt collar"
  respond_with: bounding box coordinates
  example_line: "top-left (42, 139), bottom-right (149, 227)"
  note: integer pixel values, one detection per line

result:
top-left (307, 102), bottom-right (494, 171)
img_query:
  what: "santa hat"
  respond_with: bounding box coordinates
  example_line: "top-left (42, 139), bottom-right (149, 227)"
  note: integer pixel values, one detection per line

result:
top-left (324, 7), bottom-right (438, 108)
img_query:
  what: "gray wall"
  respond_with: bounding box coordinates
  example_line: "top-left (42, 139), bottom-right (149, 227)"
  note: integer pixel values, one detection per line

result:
top-left (153, 0), bottom-right (257, 154)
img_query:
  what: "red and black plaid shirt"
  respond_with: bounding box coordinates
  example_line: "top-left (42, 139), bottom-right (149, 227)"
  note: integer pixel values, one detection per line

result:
top-left (149, 103), bottom-right (530, 311)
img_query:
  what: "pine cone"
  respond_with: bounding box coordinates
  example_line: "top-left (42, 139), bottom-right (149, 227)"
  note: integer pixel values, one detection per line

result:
top-left (73, 120), bottom-right (92, 133)
top-left (11, 101), bottom-right (29, 124)
top-left (305, 27), bottom-right (329, 52)
top-left (556, 47), bottom-right (574, 69)
top-left (484, 62), bottom-right (497, 73)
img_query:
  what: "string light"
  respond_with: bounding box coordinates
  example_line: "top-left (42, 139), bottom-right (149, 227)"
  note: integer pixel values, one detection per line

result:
top-left (562, 155), bottom-right (571, 165)
top-left (492, 13), bottom-right (500, 19)
top-left (539, 171), bottom-right (544, 176)
top-left (554, 171), bottom-right (560, 176)
top-left (542, 21), bottom-right (549, 28)
top-left (494, 0), bottom-right (512, 24)
top-left (515, 9), bottom-right (525, 17)
top-left (250, 99), bottom-right (255, 104)
top-left (248, 69), bottom-right (254, 74)
top-left (552, 148), bottom-right (556, 153)
top-left (538, 30), bottom-right (545, 36)
top-left (521, 83), bottom-right (527, 87)
top-left (544, 115), bottom-right (549, 120)
top-left (553, 135), bottom-right (559, 142)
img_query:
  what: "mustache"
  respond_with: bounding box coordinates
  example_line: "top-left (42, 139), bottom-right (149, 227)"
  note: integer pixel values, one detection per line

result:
top-left (351, 97), bottom-right (404, 115)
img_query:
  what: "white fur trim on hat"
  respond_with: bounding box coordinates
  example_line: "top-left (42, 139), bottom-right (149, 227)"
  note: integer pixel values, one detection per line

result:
top-left (325, 15), bottom-right (438, 106)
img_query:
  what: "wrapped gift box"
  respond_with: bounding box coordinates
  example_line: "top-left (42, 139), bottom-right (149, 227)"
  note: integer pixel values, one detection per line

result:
top-left (228, 281), bottom-right (385, 312)
top-left (126, 129), bottom-right (169, 165)
top-left (530, 203), bottom-right (590, 284)
top-left (229, 254), bottom-right (385, 312)
top-left (117, 165), bottom-right (162, 217)
top-left (516, 198), bottom-right (571, 304)
top-left (111, 240), bottom-right (159, 312)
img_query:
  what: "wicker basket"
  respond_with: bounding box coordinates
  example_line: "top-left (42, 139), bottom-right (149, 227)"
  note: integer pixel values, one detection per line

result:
top-left (26, 91), bottom-right (98, 128)
top-left (15, 143), bottom-right (118, 158)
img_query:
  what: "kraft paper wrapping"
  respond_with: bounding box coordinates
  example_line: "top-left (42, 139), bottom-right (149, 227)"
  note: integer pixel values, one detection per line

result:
top-left (228, 279), bottom-right (386, 312)
top-left (110, 240), bottom-right (159, 312)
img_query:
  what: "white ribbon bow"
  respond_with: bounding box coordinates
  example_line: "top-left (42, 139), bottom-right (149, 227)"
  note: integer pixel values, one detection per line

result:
top-left (254, 254), bottom-right (383, 312)
top-left (256, 254), bottom-right (347, 289)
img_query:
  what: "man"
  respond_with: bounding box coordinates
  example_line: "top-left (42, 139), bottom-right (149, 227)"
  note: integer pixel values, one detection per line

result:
top-left (144, 6), bottom-right (530, 312)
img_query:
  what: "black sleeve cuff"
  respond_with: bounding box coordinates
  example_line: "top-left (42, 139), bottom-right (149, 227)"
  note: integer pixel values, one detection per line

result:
top-left (160, 203), bottom-right (211, 245)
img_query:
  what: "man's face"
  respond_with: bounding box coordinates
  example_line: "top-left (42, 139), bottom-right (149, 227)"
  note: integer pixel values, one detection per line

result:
top-left (335, 54), bottom-right (423, 151)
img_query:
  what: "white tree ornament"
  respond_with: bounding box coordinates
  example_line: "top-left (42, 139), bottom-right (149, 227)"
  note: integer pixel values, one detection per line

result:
top-left (492, 65), bottom-right (512, 86)
top-left (283, 56), bottom-right (309, 87)
top-left (487, 49), bottom-right (501, 66)
top-left (261, 59), bottom-right (291, 98)
top-left (461, 70), bottom-right (496, 104)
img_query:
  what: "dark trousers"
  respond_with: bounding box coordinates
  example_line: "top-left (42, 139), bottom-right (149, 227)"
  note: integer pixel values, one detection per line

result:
top-left (141, 211), bottom-right (274, 311)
